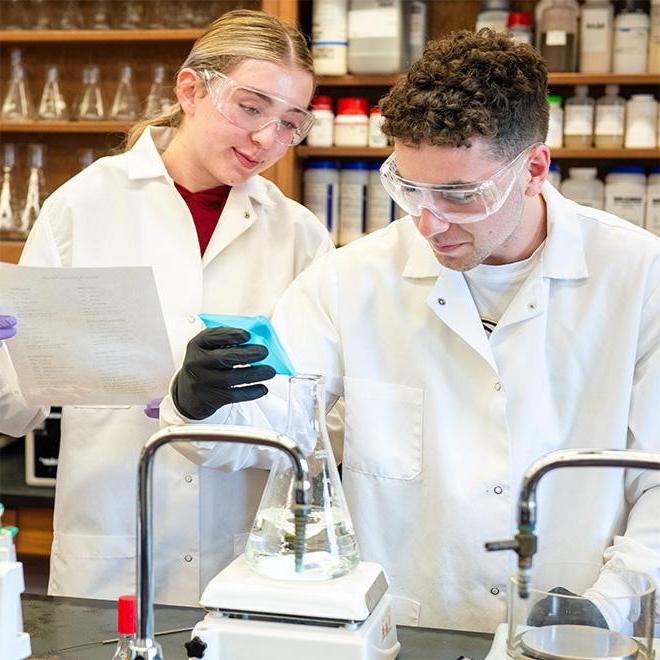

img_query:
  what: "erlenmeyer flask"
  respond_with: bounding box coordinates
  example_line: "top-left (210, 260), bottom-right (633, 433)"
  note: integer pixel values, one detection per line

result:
top-left (77, 65), bottom-right (105, 120)
top-left (38, 64), bottom-right (68, 120)
top-left (0, 145), bottom-right (19, 235)
top-left (3, 0), bottom-right (26, 29)
top-left (88, 0), bottom-right (112, 29)
top-left (1, 50), bottom-right (35, 120)
top-left (144, 64), bottom-right (170, 118)
top-left (116, 0), bottom-right (143, 29)
top-left (58, 0), bottom-right (84, 29)
top-left (110, 64), bottom-right (139, 121)
top-left (245, 374), bottom-right (360, 580)
top-left (19, 144), bottom-right (46, 237)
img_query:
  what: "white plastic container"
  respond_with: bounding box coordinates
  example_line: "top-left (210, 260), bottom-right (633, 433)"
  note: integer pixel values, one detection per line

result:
top-left (613, 2), bottom-right (650, 73)
top-left (645, 169), bottom-right (660, 235)
top-left (304, 159), bottom-right (340, 244)
top-left (579, 0), bottom-right (614, 72)
top-left (649, 0), bottom-right (660, 72)
top-left (404, 0), bottom-right (428, 67)
top-left (560, 167), bottom-right (605, 208)
top-left (348, 0), bottom-right (404, 74)
top-left (595, 84), bottom-right (625, 148)
top-left (312, 0), bottom-right (348, 75)
top-left (368, 107), bottom-right (388, 147)
top-left (475, 0), bottom-right (510, 31)
top-left (306, 96), bottom-right (335, 147)
top-left (547, 161), bottom-right (562, 188)
top-left (605, 166), bottom-right (647, 225)
top-left (367, 161), bottom-right (398, 233)
top-left (339, 161), bottom-right (369, 245)
top-left (563, 85), bottom-right (594, 147)
top-left (507, 12), bottom-right (533, 43)
top-left (547, 95), bottom-right (564, 147)
top-left (625, 94), bottom-right (658, 147)
top-left (334, 97), bottom-right (369, 147)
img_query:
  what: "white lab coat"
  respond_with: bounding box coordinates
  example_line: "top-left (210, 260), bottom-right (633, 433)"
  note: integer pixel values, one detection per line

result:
top-left (0, 126), bottom-right (334, 605)
top-left (161, 183), bottom-right (660, 632)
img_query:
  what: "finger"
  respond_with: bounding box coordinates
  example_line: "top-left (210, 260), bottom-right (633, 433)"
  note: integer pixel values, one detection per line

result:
top-left (195, 326), bottom-right (250, 350)
top-left (212, 344), bottom-right (269, 368)
top-left (0, 327), bottom-right (17, 341)
top-left (0, 316), bottom-right (17, 328)
top-left (220, 364), bottom-right (276, 387)
top-left (228, 383), bottom-right (270, 403)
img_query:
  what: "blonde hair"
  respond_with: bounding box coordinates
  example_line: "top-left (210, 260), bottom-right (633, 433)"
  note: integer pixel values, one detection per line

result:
top-left (124, 9), bottom-right (314, 150)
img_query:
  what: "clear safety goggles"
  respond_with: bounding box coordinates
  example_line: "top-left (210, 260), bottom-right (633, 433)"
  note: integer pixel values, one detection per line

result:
top-left (200, 70), bottom-right (315, 146)
top-left (379, 144), bottom-right (538, 224)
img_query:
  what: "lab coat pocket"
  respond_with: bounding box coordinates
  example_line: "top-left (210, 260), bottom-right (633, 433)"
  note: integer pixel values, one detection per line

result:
top-left (343, 377), bottom-right (423, 480)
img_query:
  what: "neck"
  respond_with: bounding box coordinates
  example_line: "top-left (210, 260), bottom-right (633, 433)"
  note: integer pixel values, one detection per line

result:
top-left (162, 129), bottom-right (220, 192)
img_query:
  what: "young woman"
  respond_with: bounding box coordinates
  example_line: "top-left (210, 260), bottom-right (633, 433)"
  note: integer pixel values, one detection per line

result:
top-left (0, 9), bottom-right (333, 605)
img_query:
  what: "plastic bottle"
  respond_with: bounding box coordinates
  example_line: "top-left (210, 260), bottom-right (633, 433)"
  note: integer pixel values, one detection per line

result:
top-left (306, 96), bottom-right (335, 147)
top-left (404, 0), bottom-right (428, 67)
top-left (595, 84), bottom-right (625, 148)
top-left (348, 0), bottom-right (404, 74)
top-left (339, 161), bottom-right (369, 245)
top-left (367, 161), bottom-right (398, 233)
top-left (547, 95), bottom-right (564, 147)
top-left (303, 160), bottom-right (340, 244)
top-left (645, 167), bottom-right (660, 235)
top-left (605, 165), bottom-right (647, 225)
top-left (625, 94), bottom-right (658, 147)
top-left (613, 0), bottom-right (650, 73)
top-left (560, 167), bottom-right (605, 208)
top-left (579, 0), bottom-right (614, 72)
top-left (112, 595), bottom-right (137, 660)
top-left (312, 0), bottom-right (348, 75)
top-left (507, 12), bottom-right (533, 44)
top-left (563, 85), bottom-right (594, 147)
top-left (475, 0), bottom-right (511, 32)
top-left (547, 161), bottom-right (562, 188)
top-left (368, 107), bottom-right (388, 147)
top-left (649, 0), bottom-right (660, 72)
top-left (540, 0), bottom-right (579, 71)
top-left (334, 97), bottom-right (369, 147)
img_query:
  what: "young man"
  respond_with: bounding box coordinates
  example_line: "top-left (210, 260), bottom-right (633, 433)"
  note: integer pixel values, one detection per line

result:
top-left (162, 30), bottom-right (660, 633)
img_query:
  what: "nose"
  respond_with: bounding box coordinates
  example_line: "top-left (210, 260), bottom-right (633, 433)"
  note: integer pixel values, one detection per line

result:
top-left (250, 121), bottom-right (280, 149)
top-left (417, 207), bottom-right (451, 237)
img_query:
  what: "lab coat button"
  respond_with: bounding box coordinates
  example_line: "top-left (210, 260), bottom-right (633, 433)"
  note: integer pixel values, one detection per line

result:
top-left (244, 211), bottom-right (251, 219)
top-left (490, 587), bottom-right (500, 596)
top-left (528, 302), bottom-right (537, 311)
top-left (437, 298), bottom-right (446, 306)
top-left (494, 382), bottom-right (503, 392)
top-left (184, 554), bottom-right (193, 562)
top-left (185, 475), bottom-right (193, 484)
top-left (493, 485), bottom-right (503, 495)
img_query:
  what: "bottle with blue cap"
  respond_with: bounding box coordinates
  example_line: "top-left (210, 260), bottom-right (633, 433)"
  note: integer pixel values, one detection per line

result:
top-left (303, 159), bottom-right (339, 244)
top-left (646, 165), bottom-right (660, 235)
top-left (339, 160), bottom-right (369, 245)
top-left (605, 164), bottom-right (647, 226)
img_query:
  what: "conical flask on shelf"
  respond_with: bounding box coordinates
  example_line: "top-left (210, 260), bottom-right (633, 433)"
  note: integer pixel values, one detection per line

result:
top-left (0, 144), bottom-right (19, 235)
top-left (245, 374), bottom-right (360, 580)
top-left (58, 0), bottom-right (84, 29)
top-left (144, 64), bottom-right (171, 118)
top-left (38, 64), bottom-right (69, 120)
top-left (110, 64), bottom-right (139, 121)
top-left (1, 50), bottom-right (35, 120)
top-left (19, 144), bottom-right (46, 238)
top-left (77, 65), bottom-right (105, 120)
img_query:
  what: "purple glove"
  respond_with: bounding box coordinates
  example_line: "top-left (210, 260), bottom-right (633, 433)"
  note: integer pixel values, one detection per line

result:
top-left (144, 397), bottom-right (164, 419)
top-left (0, 315), bottom-right (17, 342)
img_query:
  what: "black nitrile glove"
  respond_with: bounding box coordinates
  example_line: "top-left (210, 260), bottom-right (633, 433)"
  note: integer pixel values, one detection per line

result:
top-left (526, 586), bottom-right (609, 629)
top-left (172, 327), bottom-right (276, 420)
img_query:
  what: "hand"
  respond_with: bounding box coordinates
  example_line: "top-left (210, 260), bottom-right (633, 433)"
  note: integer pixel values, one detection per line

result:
top-left (172, 327), bottom-right (275, 420)
top-left (0, 315), bottom-right (17, 343)
top-left (526, 586), bottom-right (608, 629)
top-left (144, 397), bottom-right (163, 419)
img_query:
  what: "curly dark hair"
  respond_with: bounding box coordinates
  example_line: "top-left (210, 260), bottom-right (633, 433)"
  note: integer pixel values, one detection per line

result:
top-left (380, 29), bottom-right (549, 159)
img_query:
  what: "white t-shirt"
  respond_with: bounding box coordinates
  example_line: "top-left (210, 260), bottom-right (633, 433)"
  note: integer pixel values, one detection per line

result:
top-left (463, 243), bottom-right (545, 336)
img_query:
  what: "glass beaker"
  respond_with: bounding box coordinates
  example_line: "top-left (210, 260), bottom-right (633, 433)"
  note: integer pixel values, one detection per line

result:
top-left (245, 374), bottom-right (360, 581)
top-left (507, 562), bottom-right (655, 659)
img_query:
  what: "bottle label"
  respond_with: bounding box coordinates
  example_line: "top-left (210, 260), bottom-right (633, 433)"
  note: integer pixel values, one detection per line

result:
top-left (312, 1), bottom-right (348, 42)
top-left (582, 8), bottom-right (611, 53)
top-left (564, 106), bottom-right (594, 135)
top-left (606, 193), bottom-right (645, 225)
top-left (340, 183), bottom-right (368, 242)
top-left (595, 106), bottom-right (625, 136)
top-left (546, 30), bottom-right (568, 46)
top-left (348, 7), bottom-right (398, 39)
top-left (307, 114), bottom-right (334, 147)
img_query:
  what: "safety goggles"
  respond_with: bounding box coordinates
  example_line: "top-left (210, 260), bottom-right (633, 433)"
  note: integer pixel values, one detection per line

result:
top-left (379, 144), bottom-right (538, 224)
top-left (200, 70), bottom-right (315, 146)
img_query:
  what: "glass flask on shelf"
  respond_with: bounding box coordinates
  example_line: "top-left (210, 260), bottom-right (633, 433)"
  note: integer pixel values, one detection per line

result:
top-left (1, 49), bottom-right (35, 120)
top-left (58, 0), bottom-right (85, 29)
top-left (38, 64), bottom-right (68, 120)
top-left (143, 0), bottom-right (169, 28)
top-left (110, 64), bottom-right (139, 121)
top-left (0, 145), bottom-right (19, 235)
top-left (77, 65), bottom-right (106, 120)
top-left (19, 144), bottom-right (46, 238)
top-left (116, 1), bottom-right (144, 29)
top-left (144, 64), bottom-right (171, 118)
top-left (30, 0), bottom-right (52, 29)
top-left (2, 0), bottom-right (26, 29)
top-left (245, 374), bottom-right (360, 581)
top-left (88, 0), bottom-right (112, 29)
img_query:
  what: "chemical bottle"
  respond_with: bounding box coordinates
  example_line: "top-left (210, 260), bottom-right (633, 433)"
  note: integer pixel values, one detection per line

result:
top-left (563, 85), bottom-right (594, 147)
top-left (404, 0), bottom-right (428, 67)
top-left (579, 0), bottom-right (614, 72)
top-left (560, 167), bottom-right (605, 208)
top-left (613, 0), bottom-right (650, 73)
top-left (645, 167), bottom-right (660, 235)
top-left (367, 161), bottom-right (399, 233)
top-left (312, 0), bottom-right (348, 75)
top-left (368, 107), bottom-right (388, 147)
top-left (334, 97), bottom-right (369, 147)
top-left (535, 0), bottom-right (577, 48)
top-left (303, 160), bottom-right (340, 244)
top-left (547, 95), bottom-right (564, 147)
top-left (306, 96), bottom-right (335, 147)
top-left (507, 12), bottom-right (533, 44)
top-left (0, 144), bottom-right (18, 235)
top-left (339, 161), bottom-right (369, 245)
top-left (19, 144), bottom-right (46, 238)
top-left (112, 595), bottom-right (137, 660)
top-left (475, 0), bottom-right (511, 32)
top-left (37, 64), bottom-right (68, 120)
top-left (540, 0), bottom-right (579, 71)
top-left (110, 64), bottom-right (139, 121)
top-left (649, 0), bottom-right (660, 72)
top-left (348, 0), bottom-right (405, 74)
top-left (595, 84), bottom-right (625, 148)
top-left (547, 161), bottom-right (562, 188)
top-left (605, 165), bottom-right (647, 225)
top-left (245, 374), bottom-right (359, 580)
top-left (625, 94), bottom-right (658, 147)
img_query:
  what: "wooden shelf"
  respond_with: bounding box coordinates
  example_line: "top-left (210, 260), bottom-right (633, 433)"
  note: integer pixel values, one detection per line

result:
top-left (0, 240), bottom-right (25, 264)
top-left (0, 28), bottom-right (202, 42)
top-left (0, 120), bottom-right (132, 133)
top-left (298, 146), bottom-right (660, 159)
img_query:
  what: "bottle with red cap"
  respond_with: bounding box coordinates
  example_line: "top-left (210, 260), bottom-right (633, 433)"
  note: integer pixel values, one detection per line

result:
top-left (507, 12), bottom-right (533, 44)
top-left (306, 95), bottom-right (335, 147)
top-left (333, 97), bottom-right (369, 147)
top-left (112, 594), bottom-right (136, 659)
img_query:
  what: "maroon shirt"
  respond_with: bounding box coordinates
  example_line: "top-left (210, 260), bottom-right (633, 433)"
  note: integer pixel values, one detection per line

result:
top-left (174, 182), bottom-right (231, 256)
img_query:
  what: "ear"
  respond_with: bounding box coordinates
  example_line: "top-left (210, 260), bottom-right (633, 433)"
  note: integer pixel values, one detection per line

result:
top-left (175, 68), bottom-right (202, 116)
top-left (524, 144), bottom-right (551, 197)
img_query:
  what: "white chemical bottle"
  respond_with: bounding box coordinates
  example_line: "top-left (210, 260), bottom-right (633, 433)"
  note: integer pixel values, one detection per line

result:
top-left (547, 95), bottom-right (564, 148)
top-left (594, 84), bottom-right (625, 148)
top-left (564, 85), bottom-right (594, 147)
top-left (304, 160), bottom-right (340, 245)
top-left (625, 94), bottom-right (658, 148)
top-left (367, 161), bottom-right (399, 233)
top-left (579, 0), bottom-right (614, 72)
top-left (560, 167), bottom-right (605, 208)
top-left (613, 0), bottom-right (650, 73)
top-left (605, 165), bottom-right (647, 225)
top-left (339, 161), bottom-right (369, 245)
top-left (312, 0), bottom-right (348, 75)
top-left (645, 168), bottom-right (660, 235)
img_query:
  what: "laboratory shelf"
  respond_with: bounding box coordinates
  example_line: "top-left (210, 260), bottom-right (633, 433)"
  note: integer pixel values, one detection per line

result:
top-left (0, 240), bottom-right (25, 264)
top-left (0, 120), bottom-right (132, 133)
top-left (0, 28), bottom-right (203, 42)
top-left (298, 146), bottom-right (392, 158)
